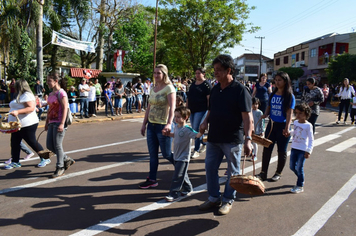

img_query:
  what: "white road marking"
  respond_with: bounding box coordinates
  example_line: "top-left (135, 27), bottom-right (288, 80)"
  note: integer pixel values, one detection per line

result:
top-left (326, 137), bottom-right (356, 152)
top-left (0, 157), bottom-right (148, 195)
top-left (0, 137), bottom-right (146, 167)
top-left (293, 174), bottom-right (356, 236)
top-left (69, 127), bottom-right (354, 236)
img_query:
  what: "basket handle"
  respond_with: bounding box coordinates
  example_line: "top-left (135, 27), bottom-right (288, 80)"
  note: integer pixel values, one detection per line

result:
top-left (5, 113), bottom-right (20, 123)
top-left (36, 130), bottom-right (46, 152)
top-left (255, 117), bottom-right (273, 139)
top-left (241, 154), bottom-right (256, 176)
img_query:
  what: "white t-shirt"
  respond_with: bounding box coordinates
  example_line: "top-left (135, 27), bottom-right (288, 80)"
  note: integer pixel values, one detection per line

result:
top-left (78, 84), bottom-right (89, 97)
top-left (143, 82), bottom-right (151, 95)
top-left (338, 86), bottom-right (355, 100)
top-left (88, 86), bottom-right (96, 102)
top-left (291, 120), bottom-right (314, 154)
top-left (9, 92), bottom-right (39, 128)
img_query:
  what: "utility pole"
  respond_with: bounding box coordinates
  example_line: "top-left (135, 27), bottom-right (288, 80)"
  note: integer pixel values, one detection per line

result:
top-left (37, 0), bottom-right (44, 85)
top-left (255, 36), bottom-right (265, 76)
top-left (153, 0), bottom-right (159, 84)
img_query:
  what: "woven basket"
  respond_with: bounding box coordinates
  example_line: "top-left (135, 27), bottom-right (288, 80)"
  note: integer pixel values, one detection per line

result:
top-left (0, 113), bottom-right (21, 134)
top-left (252, 118), bottom-right (273, 148)
top-left (37, 130), bottom-right (55, 159)
top-left (230, 155), bottom-right (265, 196)
top-left (330, 98), bottom-right (340, 107)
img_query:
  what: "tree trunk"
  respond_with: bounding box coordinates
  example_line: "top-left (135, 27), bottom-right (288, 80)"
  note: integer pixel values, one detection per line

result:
top-left (36, 0), bottom-right (44, 85)
top-left (107, 32), bottom-right (113, 71)
top-left (96, 0), bottom-right (105, 71)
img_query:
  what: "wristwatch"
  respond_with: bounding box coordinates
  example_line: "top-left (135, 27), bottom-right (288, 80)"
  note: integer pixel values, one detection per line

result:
top-left (245, 136), bottom-right (252, 141)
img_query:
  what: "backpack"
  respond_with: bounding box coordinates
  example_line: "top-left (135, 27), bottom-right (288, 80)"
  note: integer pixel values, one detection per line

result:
top-left (58, 89), bottom-right (73, 127)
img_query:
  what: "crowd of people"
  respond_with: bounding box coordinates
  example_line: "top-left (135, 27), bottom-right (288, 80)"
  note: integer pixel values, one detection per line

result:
top-left (1, 54), bottom-right (355, 216)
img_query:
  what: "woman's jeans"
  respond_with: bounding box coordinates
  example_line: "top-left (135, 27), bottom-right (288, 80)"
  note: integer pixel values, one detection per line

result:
top-left (190, 111), bottom-right (207, 152)
top-left (338, 99), bottom-right (351, 121)
top-left (11, 123), bottom-right (43, 163)
top-left (290, 148), bottom-right (306, 187)
top-left (126, 97), bottom-right (133, 112)
top-left (261, 121), bottom-right (291, 176)
top-left (47, 123), bottom-right (68, 168)
top-left (308, 113), bottom-right (318, 134)
top-left (20, 141), bottom-right (33, 154)
top-left (105, 99), bottom-right (114, 116)
top-left (205, 142), bottom-right (242, 204)
top-left (146, 122), bottom-right (174, 180)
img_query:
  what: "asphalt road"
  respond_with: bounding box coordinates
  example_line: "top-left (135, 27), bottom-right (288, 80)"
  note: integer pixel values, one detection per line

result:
top-left (0, 109), bottom-right (355, 236)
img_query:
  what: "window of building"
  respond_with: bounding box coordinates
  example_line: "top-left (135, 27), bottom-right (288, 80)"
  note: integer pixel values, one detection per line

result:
top-left (310, 48), bottom-right (317, 57)
top-left (301, 51), bottom-right (305, 60)
top-left (245, 66), bottom-right (259, 74)
top-left (296, 53), bottom-right (299, 62)
top-left (276, 58), bottom-right (280, 66)
top-left (284, 56), bottom-right (288, 64)
top-left (339, 45), bottom-right (346, 54)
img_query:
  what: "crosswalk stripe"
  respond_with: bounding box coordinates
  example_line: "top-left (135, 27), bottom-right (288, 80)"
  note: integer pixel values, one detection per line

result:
top-left (313, 134), bottom-right (340, 146)
top-left (326, 137), bottom-right (356, 152)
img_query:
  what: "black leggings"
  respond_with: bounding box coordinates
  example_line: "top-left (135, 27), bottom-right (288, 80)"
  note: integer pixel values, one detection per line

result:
top-left (11, 123), bottom-right (43, 163)
top-left (338, 99), bottom-right (351, 121)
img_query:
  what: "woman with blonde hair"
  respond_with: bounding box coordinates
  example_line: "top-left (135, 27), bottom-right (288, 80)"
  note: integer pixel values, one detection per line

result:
top-left (4, 79), bottom-right (45, 170)
top-left (46, 73), bottom-right (75, 178)
top-left (139, 64), bottom-right (176, 188)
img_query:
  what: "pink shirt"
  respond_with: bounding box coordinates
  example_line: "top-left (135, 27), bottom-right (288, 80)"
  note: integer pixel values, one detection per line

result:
top-left (47, 89), bottom-right (67, 124)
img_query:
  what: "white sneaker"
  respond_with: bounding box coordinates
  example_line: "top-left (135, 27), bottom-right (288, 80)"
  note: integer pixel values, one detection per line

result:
top-left (37, 159), bottom-right (51, 168)
top-left (4, 158), bottom-right (12, 165)
top-left (24, 153), bottom-right (34, 160)
top-left (191, 151), bottom-right (200, 159)
top-left (199, 145), bottom-right (206, 153)
top-left (336, 121), bottom-right (340, 124)
top-left (290, 186), bottom-right (304, 194)
top-left (92, 114), bottom-right (97, 117)
top-left (344, 121), bottom-right (347, 125)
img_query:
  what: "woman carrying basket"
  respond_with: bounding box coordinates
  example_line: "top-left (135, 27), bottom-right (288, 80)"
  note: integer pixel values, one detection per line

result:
top-left (256, 71), bottom-right (295, 182)
top-left (4, 79), bottom-right (45, 170)
top-left (46, 73), bottom-right (75, 178)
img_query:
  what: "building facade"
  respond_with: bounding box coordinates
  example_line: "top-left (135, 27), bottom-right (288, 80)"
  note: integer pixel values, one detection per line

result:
top-left (234, 53), bottom-right (272, 82)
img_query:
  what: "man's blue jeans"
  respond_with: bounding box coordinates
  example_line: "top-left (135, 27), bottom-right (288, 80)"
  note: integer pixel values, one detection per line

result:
top-left (80, 97), bottom-right (89, 116)
top-left (289, 148), bottom-right (306, 187)
top-left (146, 122), bottom-right (174, 180)
top-left (205, 142), bottom-right (242, 204)
top-left (190, 111), bottom-right (207, 151)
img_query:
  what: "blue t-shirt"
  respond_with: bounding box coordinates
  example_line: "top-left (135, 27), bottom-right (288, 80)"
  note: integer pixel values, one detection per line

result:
top-left (104, 89), bottom-right (112, 100)
top-left (255, 82), bottom-right (270, 101)
top-left (269, 94), bottom-right (295, 122)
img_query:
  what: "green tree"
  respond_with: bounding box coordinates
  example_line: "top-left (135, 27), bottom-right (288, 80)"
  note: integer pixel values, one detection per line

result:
top-left (278, 67), bottom-right (304, 81)
top-left (326, 53), bottom-right (356, 84)
top-left (113, 6), bottom-right (154, 77)
top-left (157, 0), bottom-right (259, 73)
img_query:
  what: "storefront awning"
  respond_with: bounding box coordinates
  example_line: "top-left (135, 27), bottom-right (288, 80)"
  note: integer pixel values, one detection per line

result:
top-left (70, 68), bottom-right (102, 79)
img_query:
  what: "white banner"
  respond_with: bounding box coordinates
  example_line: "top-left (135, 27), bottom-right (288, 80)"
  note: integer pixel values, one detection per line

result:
top-left (51, 31), bottom-right (95, 53)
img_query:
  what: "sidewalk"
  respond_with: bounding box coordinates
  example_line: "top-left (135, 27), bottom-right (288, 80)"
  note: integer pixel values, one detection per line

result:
top-left (0, 106), bottom-right (146, 128)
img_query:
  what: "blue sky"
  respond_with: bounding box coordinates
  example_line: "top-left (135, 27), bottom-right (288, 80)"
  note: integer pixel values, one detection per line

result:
top-left (140, 0), bottom-right (356, 59)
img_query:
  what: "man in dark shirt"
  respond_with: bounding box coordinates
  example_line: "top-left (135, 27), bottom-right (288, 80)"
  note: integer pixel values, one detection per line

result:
top-left (34, 79), bottom-right (45, 98)
top-left (199, 54), bottom-right (253, 215)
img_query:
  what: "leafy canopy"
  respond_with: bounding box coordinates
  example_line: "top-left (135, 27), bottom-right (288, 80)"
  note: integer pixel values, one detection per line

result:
top-left (326, 53), bottom-right (356, 84)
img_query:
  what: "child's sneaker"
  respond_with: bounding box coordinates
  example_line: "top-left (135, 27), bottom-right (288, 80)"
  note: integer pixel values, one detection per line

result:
top-left (290, 186), bottom-right (304, 194)
top-left (37, 159), bottom-right (51, 168)
top-left (139, 178), bottom-right (158, 189)
top-left (4, 162), bottom-right (21, 170)
top-left (4, 158), bottom-right (12, 165)
top-left (165, 195), bottom-right (179, 202)
top-left (24, 153), bottom-right (34, 160)
top-left (191, 151), bottom-right (200, 159)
